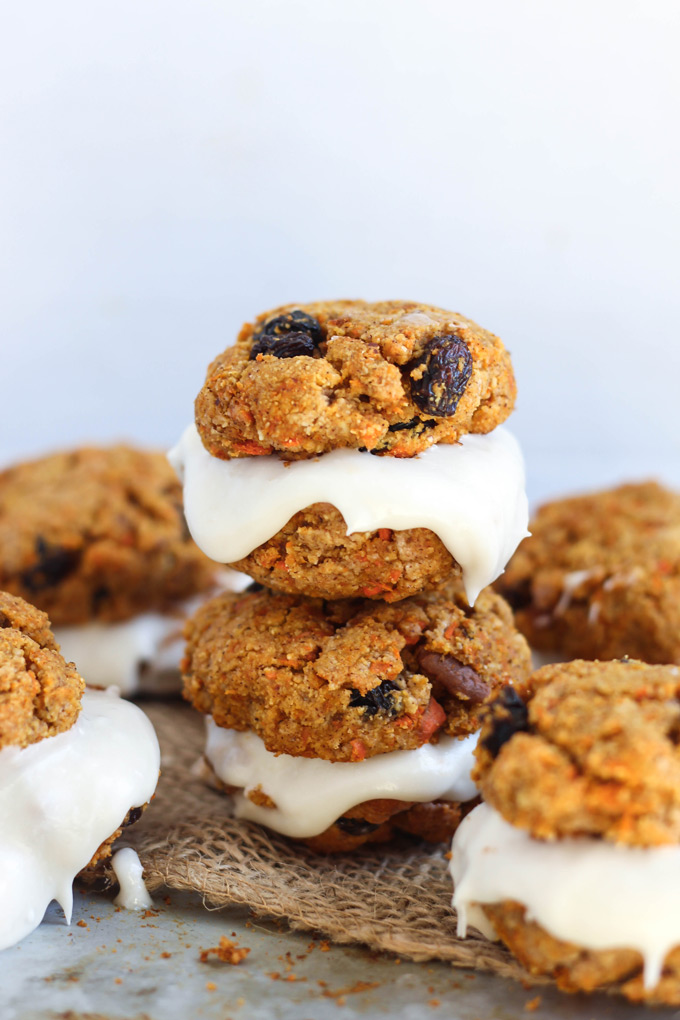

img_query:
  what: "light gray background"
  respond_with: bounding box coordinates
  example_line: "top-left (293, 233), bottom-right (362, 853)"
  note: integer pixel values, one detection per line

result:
top-left (1, 0), bottom-right (679, 503)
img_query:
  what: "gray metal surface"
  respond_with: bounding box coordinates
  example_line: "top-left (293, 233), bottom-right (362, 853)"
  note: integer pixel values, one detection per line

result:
top-left (1, 888), bottom-right (668, 1020)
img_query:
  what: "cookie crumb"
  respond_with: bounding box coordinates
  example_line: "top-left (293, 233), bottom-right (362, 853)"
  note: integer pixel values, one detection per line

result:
top-left (525, 996), bottom-right (541, 1011)
top-left (322, 981), bottom-right (380, 999)
top-left (199, 935), bottom-right (250, 965)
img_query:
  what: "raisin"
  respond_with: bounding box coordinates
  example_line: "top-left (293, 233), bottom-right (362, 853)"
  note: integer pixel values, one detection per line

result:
top-left (407, 334), bottom-right (472, 417)
top-left (20, 537), bottom-right (80, 593)
top-left (387, 417), bottom-right (436, 433)
top-left (349, 679), bottom-right (399, 716)
top-left (122, 806), bottom-right (143, 827)
top-left (480, 687), bottom-right (529, 758)
top-left (91, 585), bottom-right (111, 614)
top-left (416, 650), bottom-right (490, 705)
top-left (335, 816), bottom-right (381, 836)
top-left (245, 581), bottom-right (265, 593)
top-left (502, 578), bottom-right (533, 612)
top-left (250, 332), bottom-right (317, 360)
top-left (250, 309), bottom-right (323, 360)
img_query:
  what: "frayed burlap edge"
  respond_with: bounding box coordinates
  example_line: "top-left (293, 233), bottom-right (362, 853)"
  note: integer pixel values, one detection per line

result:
top-left (117, 702), bottom-right (545, 988)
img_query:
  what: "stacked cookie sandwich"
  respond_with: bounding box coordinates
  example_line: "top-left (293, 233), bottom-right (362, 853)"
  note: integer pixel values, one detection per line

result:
top-left (452, 659), bottom-right (680, 1005)
top-left (0, 591), bottom-right (160, 949)
top-left (172, 299), bottom-right (532, 851)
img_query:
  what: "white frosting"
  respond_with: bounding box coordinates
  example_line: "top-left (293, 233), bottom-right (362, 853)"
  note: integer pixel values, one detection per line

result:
top-left (204, 720), bottom-right (478, 838)
top-left (0, 689), bottom-right (160, 951)
top-left (112, 847), bottom-right (153, 910)
top-left (169, 424), bottom-right (529, 605)
top-left (553, 568), bottom-right (597, 616)
top-left (451, 803), bottom-right (680, 990)
top-left (54, 614), bottom-right (185, 695)
top-left (54, 570), bottom-right (250, 695)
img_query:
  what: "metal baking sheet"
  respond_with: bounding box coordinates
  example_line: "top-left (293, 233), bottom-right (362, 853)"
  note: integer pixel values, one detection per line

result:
top-left (2, 888), bottom-right (668, 1020)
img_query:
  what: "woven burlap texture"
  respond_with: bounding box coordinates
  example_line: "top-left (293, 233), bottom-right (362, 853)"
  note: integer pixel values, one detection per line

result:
top-left (125, 701), bottom-right (540, 986)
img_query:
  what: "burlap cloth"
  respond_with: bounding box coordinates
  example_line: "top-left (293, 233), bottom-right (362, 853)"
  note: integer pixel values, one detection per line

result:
top-left (122, 701), bottom-right (541, 986)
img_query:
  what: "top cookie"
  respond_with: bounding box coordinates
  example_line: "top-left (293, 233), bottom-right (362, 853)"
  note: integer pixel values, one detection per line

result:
top-left (474, 659), bottom-right (680, 847)
top-left (195, 300), bottom-right (516, 459)
top-left (497, 482), bottom-right (680, 664)
top-left (0, 446), bottom-right (217, 626)
top-left (0, 590), bottom-right (84, 749)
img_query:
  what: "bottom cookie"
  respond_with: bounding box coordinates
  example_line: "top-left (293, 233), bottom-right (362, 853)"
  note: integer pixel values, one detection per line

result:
top-left (199, 724), bottom-right (479, 853)
top-left (483, 901), bottom-right (680, 1006)
top-left (301, 798), bottom-right (474, 853)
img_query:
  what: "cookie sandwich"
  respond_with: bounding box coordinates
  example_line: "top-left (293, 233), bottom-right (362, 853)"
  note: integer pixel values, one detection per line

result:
top-left (170, 300), bottom-right (529, 605)
top-left (183, 579), bottom-right (531, 852)
top-left (451, 659), bottom-right (680, 1004)
top-left (0, 591), bottom-right (160, 950)
top-left (0, 444), bottom-right (244, 695)
top-left (497, 481), bottom-right (680, 665)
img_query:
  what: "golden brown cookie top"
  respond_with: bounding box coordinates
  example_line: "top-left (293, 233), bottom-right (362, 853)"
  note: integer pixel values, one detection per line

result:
top-left (0, 591), bottom-right (84, 749)
top-left (183, 577), bottom-right (530, 762)
top-left (195, 299), bottom-right (516, 459)
top-left (0, 445), bottom-right (218, 626)
top-left (496, 481), bottom-right (680, 663)
top-left (474, 658), bottom-right (680, 846)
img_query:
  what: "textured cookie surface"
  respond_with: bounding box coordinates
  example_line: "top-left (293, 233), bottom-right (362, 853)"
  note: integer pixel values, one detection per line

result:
top-left (183, 578), bottom-right (530, 763)
top-left (474, 659), bottom-right (680, 846)
top-left (195, 300), bottom-right (516, 459)
top-left (497, 482), bottom-right (680, 664)
top-left (482, 901), bottom-right (680, 1005)
top-left (0, 446), bottom-right (217, 625)
top-left (230, 502), bottom-right (457, 601)
top-left (0, 590), bottom-right (84, 749)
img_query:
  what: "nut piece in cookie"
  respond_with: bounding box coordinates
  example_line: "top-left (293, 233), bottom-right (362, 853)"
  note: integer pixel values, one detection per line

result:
top-left (195, 299), bottom-right (516, 460)
top-left (183, 578), bottom-right (530, 851)
top-left (0, 444), bottom-right (240, 694)
top-left (451, 659), bottom-right (680, 1004)
top-left (0, 591), bottom-right (160, 950)
top-left (497, 481), bottom-right (680, 664)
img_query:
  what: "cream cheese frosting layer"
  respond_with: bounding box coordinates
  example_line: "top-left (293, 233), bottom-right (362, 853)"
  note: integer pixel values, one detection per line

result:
top-left (112, 847), bottom-right (153, 910)
top-left (54, 614), bottom-right (185, 695)
top-left (0, 689), bottom-right (160, 951)
top-left (205, 720), bottom-right (478, 839)
top-left (169, 424), bottom-right (529, 605)
top-left (451, 803), bottom-right (680, 990)
top-left (54, 571), bottom-right (251, 695)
